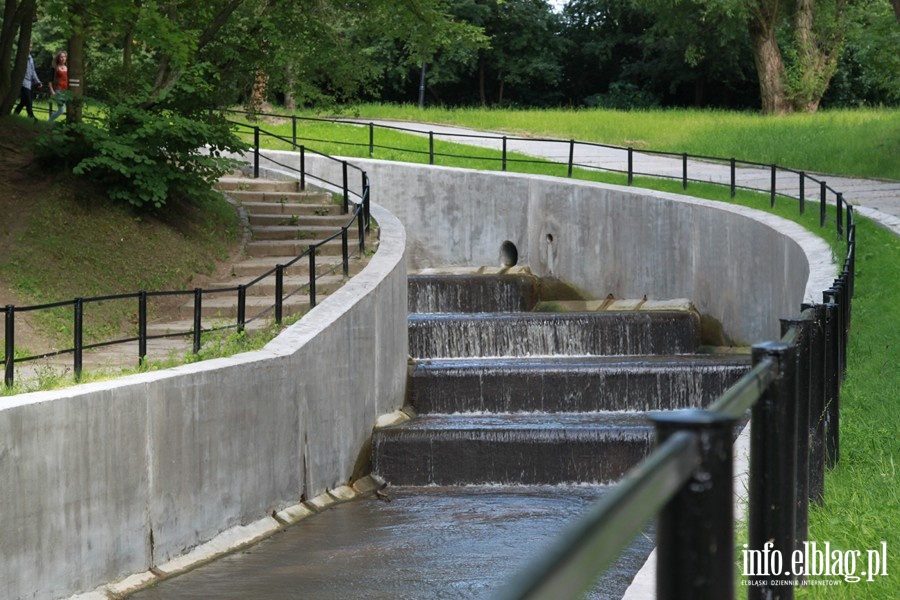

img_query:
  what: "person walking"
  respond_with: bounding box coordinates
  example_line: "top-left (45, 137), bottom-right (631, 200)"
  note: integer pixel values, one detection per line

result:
top-left (13, 43), bottom-right (42, 121)
top-left (48, 50), bottom-right (69, 122)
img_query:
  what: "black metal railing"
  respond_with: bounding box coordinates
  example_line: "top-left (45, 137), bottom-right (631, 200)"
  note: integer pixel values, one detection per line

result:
top-left (224, 109), bottom-right (851, 238)
top-left (495, 218), bottom-right (855, 600)
top-left (2, 124), bottom-right (371, 389)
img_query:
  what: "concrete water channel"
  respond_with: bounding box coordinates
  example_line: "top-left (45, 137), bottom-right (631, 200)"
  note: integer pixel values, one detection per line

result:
top-left (129, 272), bottom-right (749, 599)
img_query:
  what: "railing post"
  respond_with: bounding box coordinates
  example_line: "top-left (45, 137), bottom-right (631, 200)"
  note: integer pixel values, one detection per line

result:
top-left (73, 298), bottom-right (84, 380)
top-left (730, 158), bottom-right (736, 197)
top-left (192, 288), bottom-right (202, 354)
top-left (369, 122), bottom-right (374, 156)
top-left (502, 136), bottom-right (507, 171)
top-left (138, 291), bottom-right (148, 365)
top-left (567, 140), bottom-right (575, 178)
top-left (781, 317), bottom-right (812, 554)
top-left (682, 153), bottom-right (688, 190)
top-left (362, 171), bottom-right (370, 232)
top-left (802, 303), bottom-right (827, 505)
top-left (253, 126), bottom-right (260, 178)
top-left (770, 164), bottom-right (776, 207)
top-left (236, 285), bottom-right (246, 333)
top-left (275, 264), bottom-right (284, 324)
top-left (4, 305), bottom-right (14, 388)
top-left (300, 146), bottom-right (306, 191)
top-left (342, 161), bottom-right (349, 214)
top-left (308, 247), bottom-right (317, 309)
top-left (799, 172), bottom-right (805, 214)
top-left (341, 228), bottom-right (349, 278)
top-left (821, 298), bottom-right (840, 468)
top-left (819, 181), bottom-right (827, 228)
top-left (836, 193), bottom-right (844, 239)
top-left (748, 340), bottom-right (797, 600)
top-left (292, 115), bottom-right (297, 149)
top-left (650, 410), bottom-right (737, 600)
top-left (627, 147), bottom-right (633, 185)
top-left (358, 205), bottom-right (366, 254)
top-left (429, 132), bottom-right (435, 165)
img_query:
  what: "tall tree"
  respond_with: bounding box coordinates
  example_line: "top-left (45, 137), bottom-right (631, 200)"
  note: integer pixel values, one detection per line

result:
top-left (0, 0), bottom-right (37, 115)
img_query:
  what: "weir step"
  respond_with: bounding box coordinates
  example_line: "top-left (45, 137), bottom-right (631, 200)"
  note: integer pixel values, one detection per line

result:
top-left (408, 355), bottom-right (750, 414)
top-left (373, 412), bottom-right (657, 486)
top-left (408, 311), bottom-right (701, 359)
top-left (408, 273), bottom-right (541, 313)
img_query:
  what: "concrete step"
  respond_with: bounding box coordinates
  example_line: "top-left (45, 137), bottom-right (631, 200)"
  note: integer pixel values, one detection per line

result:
top-left (245, 238), bottom-right (348, 258)
top-left (176, 293), bottom-right (314, 320)
top-left (225, 190), bottom-right (334, 204)
top-left (216, 177), bottom-right (302, 193)
top-left (227, 273), bottom-right (348, 296)
top-left (408, 355), bottom-right (750, 414)
top-left (228, 255), bottom-right (367, 278)
top-left (372, 412), bottom-right (656, 485)
top-left (407, 311), bottom-right (701, 359)
top-left (251, 224), bottom-right (352, 242)
top-left (248, 213), bottom-right (351, 227)
top-left (240, 202), bottom-right (346, 217)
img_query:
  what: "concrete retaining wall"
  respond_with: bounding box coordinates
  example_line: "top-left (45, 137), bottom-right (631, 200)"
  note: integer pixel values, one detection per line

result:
top-left (0, 202), bottom-right (407, 600)
top-left (262, 152), bottom-right (835, 343)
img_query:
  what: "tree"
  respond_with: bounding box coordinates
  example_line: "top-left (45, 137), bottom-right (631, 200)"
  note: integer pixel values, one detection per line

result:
top-left (0, 0), bottom-right (37, 115)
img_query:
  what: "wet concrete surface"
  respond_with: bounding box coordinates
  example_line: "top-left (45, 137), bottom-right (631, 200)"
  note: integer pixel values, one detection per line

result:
top-left (129, 486), bottom-right (654, 600)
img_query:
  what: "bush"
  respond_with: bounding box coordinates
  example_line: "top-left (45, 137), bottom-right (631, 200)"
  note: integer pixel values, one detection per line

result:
top-left (35, 75), bottom-right (248, 210)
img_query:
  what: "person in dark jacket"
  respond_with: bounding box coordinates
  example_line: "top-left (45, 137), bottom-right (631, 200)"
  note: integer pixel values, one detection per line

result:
top-left (14, 43), bottom-right (42, 121)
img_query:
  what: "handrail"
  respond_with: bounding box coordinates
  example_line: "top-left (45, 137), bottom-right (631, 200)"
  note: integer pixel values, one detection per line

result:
top-left (2, 122), bottom-right (372, 389)
top-left (224, 108), bottom-right (854, 236)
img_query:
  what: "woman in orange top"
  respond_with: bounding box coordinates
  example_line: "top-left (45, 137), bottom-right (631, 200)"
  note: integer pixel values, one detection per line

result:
top-left (49, 50), bottom-right (68, 122)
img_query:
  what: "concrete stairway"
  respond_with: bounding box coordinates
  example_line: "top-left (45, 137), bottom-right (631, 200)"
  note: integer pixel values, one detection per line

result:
top-left (372, 272), bottom-right (749, 486)
top-left (153, 176), bottom-right (370, 330)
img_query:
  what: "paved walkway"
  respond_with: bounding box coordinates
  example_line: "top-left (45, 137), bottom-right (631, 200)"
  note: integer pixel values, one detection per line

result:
top-left (352, 120), bottom-right (900, 231)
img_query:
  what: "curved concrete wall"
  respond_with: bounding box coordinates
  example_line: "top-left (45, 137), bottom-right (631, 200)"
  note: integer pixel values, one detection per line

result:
top-left (266, 152), bottom-right (835, 343)
top-left (0, 202), bottom-right (407, 600)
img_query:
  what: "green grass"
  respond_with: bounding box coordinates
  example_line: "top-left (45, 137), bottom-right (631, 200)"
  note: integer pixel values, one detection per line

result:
top-left (300, 104), bottom-right (900, 181)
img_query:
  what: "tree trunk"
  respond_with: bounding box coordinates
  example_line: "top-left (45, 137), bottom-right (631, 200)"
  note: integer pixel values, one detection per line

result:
top-left (0, 0), bottom-right (36, 115)
top-left (478, 56), bottom-right (487, 107)
top-left (67, 2), bottom-right (87, 123)
top-left (747, 5), bottom-right (791, 115)
top-left (893, 0), bottom-right (900, 22)
top-left (790, 0), bottom-right (843, 112)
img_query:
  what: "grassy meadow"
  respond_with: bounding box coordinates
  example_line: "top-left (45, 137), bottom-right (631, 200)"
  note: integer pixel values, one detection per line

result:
top-left (234, 104), bottom-right (900, 598)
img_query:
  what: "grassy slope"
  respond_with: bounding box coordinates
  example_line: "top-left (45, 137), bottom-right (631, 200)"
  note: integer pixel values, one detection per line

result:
top-left (0, 115), bottom-right (240, 355)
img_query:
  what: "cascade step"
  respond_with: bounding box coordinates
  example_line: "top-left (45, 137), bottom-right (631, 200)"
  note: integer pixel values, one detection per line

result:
top-left (408, 273), bottom-right (541, 313)
top-left (373, 412), bottom-right (657, 486)
top-left (409, 355), bottom-right (750, 414)
top-left (408, 311), bottom-right (701, 359)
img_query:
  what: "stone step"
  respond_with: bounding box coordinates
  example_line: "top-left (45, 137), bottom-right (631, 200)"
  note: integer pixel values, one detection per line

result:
top-left (226, 273), bottom-right (347, 296)
top-left (176, 293), bottom-right (314, 320)
top-left (225, 190), bottom-right (335, 204)
top-left (240, 202), bottom-right (346, 217)
top-left (408, 355), bottom-right (750, 414)
top-left (216, 177), bottom-right (303, 193)
top-left (372, 412), bottom-right (656, 486)
top-left (407, 311), bottom-right (701, 359)
top-left (228, 255), bottom-right (367, 278)
top-left (245, 238), bottom-right (347, 258)
top-left (248, 213), bottom-right (351, 227)
top-left (251, 224), bottom-right (352, 242)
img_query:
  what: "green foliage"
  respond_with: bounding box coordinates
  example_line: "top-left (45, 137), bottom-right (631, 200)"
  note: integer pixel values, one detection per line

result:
top-left (34, 71), bottom-right (247, 209)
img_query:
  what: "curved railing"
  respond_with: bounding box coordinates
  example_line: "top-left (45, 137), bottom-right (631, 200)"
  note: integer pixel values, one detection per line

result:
top-left (1, 123), bottom-right (371, 389)
top-left (224, 109), bottom-right (852, 240)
